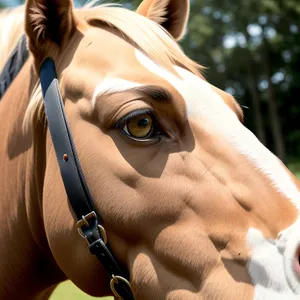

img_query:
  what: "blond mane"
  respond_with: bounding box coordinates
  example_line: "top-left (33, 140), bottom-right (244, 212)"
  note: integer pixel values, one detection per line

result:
top-left (84, 5), bottom-right (200, 75)
top-left (18, 2), bottom-right (202, 131)
top-left (0, 6), bottom-right (25, 72)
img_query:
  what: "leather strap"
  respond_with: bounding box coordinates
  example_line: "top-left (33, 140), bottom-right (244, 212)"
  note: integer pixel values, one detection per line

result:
top-left (0, 34), bottom-right (28, 100)
top-left (40, 58), bottom-right (134, 299)
top-left (40, 58), bottom-right (96, 220)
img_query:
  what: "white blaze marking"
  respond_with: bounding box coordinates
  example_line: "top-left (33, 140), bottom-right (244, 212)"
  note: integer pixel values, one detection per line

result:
top-left (135, 49), bottom-right (300, 298)
top-left (92, 78), bottom-right (141, 107)
top-left (247, 228), bottom-right (300, 299)
top-left (135, 49), bottom-right (300, 208)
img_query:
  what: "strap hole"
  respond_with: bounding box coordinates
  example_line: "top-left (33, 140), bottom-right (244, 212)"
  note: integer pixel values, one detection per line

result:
top-left (63, 154), bottom-right (69, 162)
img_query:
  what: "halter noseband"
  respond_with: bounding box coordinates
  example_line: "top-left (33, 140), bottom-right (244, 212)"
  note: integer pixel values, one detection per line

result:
top-left (40, 58), bottom-right (134, 300)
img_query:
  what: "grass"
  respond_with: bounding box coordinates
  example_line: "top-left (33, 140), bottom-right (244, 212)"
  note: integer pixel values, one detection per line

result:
top-left (50, 161), bottom-right (300, 299)
top-left (50, 281), bottom-right (113, 300)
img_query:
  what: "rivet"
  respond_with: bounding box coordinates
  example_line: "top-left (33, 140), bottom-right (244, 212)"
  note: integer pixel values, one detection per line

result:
top-left (63, 154), bottom-right (68, 162)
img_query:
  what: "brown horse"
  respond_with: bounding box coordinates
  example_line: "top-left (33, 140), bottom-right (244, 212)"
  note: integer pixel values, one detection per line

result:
top-left (1, 0), bottom-right (300, 299)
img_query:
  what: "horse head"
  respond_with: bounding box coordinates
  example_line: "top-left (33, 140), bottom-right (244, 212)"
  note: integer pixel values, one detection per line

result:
top-left (19, 0), bottom-right (300, 298)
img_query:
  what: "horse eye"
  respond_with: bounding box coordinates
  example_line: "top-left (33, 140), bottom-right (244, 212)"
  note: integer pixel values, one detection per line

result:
top-left (125, 113), bottom-right (153, 138)
top-left (117, 110), bottom-right (162, 141)
top-left (122, 113), bottom-right (154, 138)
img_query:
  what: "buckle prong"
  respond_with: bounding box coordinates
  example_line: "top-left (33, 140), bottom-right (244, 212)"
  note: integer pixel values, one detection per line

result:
top-left (77, 211), bottom-right (97, 229)
top-left (76, 211), bottom-right (108, 245)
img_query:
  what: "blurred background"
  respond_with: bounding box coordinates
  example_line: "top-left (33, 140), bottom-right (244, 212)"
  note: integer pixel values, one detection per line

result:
top-left (1, 0), bottom-right (300, 298)
top-left (1, 0), bottom-right (300, 165)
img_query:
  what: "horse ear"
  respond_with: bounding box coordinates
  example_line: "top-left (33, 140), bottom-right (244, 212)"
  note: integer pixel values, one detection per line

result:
top-left (136, 0), bottom-right (189, 41)
top-left (25, 0), bottom-right (76, 68)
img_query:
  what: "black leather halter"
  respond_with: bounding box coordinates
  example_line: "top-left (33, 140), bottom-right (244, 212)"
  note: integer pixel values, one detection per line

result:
top-left (0, 35), bottom-right (28, 99)
top-left (40, 58), bottom-right (134, 299)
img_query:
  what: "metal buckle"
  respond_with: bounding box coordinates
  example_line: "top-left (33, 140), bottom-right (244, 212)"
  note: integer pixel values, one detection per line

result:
top-left (110, 275), bottom-right (132, 300)
top-left (76, 211), bottom-right (107, 245)
top-left (97, 224), bottom-right (108, 244)
top-left (77, 211), bottom-right (97, 229)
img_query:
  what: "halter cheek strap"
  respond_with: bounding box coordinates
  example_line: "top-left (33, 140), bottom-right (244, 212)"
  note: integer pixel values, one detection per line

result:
top-left (40, 58), bottom-right (134, 300)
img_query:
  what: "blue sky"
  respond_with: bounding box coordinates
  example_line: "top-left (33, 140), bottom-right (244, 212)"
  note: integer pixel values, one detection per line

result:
top-left (1, 0), bottom-right (83, 7)
top-left (1, 0), bottom-right (20, 6)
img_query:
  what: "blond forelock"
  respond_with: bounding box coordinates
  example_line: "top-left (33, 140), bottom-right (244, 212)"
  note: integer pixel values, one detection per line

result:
top-left (21, 2), bottom-right (202, 132)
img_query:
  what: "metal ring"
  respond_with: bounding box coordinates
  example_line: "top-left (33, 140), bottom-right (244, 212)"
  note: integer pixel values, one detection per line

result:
top-left (110, 275), bottom-right (132, 300)
top-left (98, 225), bottom-right (108, 244)
top-left (77, 227), bottom-right (86, 239)
top-left (76, 212), bottom-right (108, 246)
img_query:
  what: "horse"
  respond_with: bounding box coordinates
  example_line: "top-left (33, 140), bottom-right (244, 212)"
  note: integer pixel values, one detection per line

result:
top-left (1, 0), bottom-right (300, 299)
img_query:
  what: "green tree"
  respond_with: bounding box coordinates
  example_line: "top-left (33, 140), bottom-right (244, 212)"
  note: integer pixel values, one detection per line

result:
top-left (1, 0), bottom-right (300, 162)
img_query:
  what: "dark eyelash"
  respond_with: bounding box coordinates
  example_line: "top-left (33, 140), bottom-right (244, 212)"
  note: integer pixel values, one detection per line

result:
top-left (116, 108), bottom-right (154, 129)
